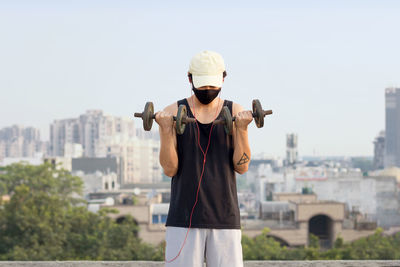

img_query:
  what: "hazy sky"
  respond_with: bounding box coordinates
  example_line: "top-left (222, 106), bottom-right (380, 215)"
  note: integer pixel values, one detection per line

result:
top-left (1, 1), bottom-right (399, 157)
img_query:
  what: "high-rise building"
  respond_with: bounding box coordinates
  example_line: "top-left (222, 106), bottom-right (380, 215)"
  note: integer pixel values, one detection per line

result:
top-left (94, 135), bottom-right (161, 184)
top-left (373, 131), bottom-right (385, 170)
top-left (50, 110), bottom-right (136, 157)
top-left (385, 88), bottom-right (400, 168)
top-left (50, 110), bottom-right (161, 184)
top-left (286, 133), bottom-right (298, 166)
top-left (50, 118), bottom-right (80, 157)
top-left (0, 125), bottom-right (47, 158)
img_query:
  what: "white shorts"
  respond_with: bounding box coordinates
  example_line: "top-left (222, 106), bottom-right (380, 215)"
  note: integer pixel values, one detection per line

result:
top-left (165, 226), bottom-right (243, 267)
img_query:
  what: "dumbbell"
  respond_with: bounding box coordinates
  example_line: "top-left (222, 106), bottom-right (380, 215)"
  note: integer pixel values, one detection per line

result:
top-left (134, 102), bottom-right (196, 135)
top-left (213, 99), bottom-right (273, 135)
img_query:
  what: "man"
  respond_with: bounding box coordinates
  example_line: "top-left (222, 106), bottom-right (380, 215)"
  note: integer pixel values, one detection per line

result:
top-left (156, 51), bottom-right (252, 267)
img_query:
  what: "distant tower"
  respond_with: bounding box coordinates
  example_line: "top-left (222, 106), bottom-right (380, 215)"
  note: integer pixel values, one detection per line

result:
top-left (385, 88), bottom-right (400, 168)
top-left (286, 133), bottom-right (298, 165)
top-left (373, 131), bottom-right (385, 170)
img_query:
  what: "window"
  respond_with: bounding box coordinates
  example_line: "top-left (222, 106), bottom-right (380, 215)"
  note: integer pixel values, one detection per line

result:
top-left (152, 214), bottom-right (167, 224)
top-left (152, 215), bottom-right (159, 224)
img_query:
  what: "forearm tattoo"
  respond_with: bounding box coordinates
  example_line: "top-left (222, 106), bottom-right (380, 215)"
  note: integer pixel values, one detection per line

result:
top-left (237, 153), bottom-right (250, 165)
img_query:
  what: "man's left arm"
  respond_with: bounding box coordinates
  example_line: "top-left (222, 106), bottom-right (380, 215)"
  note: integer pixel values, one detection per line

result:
top-left (232, 103), bottom-right (253, 174)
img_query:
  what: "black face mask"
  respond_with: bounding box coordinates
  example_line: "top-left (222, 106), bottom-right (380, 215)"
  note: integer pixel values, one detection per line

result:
top-left (192, 86), bottom-right (221, 105)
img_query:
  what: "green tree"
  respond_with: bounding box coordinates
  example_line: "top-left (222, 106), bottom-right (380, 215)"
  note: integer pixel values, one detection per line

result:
top-left (241, 228), bottom-right (400, 261)
top-left (0, 162), bottom-right (163, 261)
top-left (0, 162), bottom-right (84, 260)
top-left (241, 228), bottom-right (286, 260)
top-left (308, 233), bottom-right (319, 249)
top-left (344, 227), bottom-right (399, 260)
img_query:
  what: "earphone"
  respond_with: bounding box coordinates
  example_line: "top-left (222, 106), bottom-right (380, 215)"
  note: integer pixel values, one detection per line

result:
top-left (164, 90), bottom-right (222, 263)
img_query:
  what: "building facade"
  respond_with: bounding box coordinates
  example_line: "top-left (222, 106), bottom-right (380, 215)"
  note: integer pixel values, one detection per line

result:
top-left (50, 110), bottom-right (136, 158)
top-left (385, 88), bottom-right (400, 168)
top-left (0, 125), bottom-right (47, 160)
top-left (286, 133), bottom-right (298, 166)
top-left (373, 130), bottom-right (385, 170)
top-left (50, 110), bottom-right (161, 184)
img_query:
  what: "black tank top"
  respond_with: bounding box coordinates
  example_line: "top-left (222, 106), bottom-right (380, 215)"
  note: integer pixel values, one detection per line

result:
top-left (165, 98), bottom-right (240, 229)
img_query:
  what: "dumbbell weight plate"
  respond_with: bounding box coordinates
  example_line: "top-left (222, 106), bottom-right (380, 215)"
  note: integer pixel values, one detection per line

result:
top-left (252, 99), bottom-right (264, 128)
top-left (143, 102), bottom-right (154, 131)
top-left (176, 104), bottom-right (187, 135)
top-left (222, 106), bottom-right (233, 135)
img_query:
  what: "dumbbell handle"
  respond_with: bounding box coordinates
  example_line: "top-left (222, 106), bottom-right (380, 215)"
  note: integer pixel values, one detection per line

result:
top-left (134, 113), bottom-right (144, 118)
top-left (134, 113), bottom-right (196, 123)
top-left (213, 110), bottom-right (273, 125)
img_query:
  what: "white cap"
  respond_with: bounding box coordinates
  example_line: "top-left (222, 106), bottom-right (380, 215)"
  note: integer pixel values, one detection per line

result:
top-left (188, 50), bottom-right (226, 88)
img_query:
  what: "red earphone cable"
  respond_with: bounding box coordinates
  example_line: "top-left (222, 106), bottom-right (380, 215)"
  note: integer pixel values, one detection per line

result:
top-left (165, 96), bottom-right (221, 263)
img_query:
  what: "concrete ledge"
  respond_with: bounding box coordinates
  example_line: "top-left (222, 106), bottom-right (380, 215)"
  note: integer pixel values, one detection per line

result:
top-left (0, 261), bottom-right (399, 267)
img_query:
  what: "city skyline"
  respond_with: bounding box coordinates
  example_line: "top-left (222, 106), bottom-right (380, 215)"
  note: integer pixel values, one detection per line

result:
top-left (1, 1), bottom-right (400, 157)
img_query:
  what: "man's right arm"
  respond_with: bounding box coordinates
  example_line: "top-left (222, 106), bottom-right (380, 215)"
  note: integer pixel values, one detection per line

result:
top-left (156, 103), bottom-right (178, 177)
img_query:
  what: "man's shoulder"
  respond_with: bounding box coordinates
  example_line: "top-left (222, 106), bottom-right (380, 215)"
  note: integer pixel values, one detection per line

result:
top-left (164, 98), bottom-right (190, 112)
top-left (231, 101), bottom-right (244, 116)
top-left (163, 101), bottom-right (179, 114)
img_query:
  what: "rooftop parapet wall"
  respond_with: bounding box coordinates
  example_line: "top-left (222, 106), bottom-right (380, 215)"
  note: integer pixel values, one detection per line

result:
top-left (1, 261), bottom-right (400, 267)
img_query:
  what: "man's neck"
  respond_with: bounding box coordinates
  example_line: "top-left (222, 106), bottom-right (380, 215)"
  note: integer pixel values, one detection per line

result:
top-left (190, 95), bottom-right (221, 111)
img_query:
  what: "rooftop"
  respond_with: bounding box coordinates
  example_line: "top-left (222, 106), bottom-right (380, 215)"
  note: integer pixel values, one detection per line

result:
top-left (1, 261), bottom-right (399, 266)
